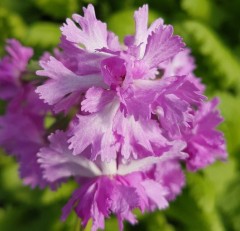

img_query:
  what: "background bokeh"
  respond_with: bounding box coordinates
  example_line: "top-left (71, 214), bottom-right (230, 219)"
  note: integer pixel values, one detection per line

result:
top-left (0, 0), bottom-right (240, 230)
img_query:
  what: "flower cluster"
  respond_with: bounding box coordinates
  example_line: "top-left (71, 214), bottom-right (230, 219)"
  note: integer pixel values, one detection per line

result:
top-left (0, 4), bottom-right (227, 231)
top-left (0, 39), bottom-right (49, 188)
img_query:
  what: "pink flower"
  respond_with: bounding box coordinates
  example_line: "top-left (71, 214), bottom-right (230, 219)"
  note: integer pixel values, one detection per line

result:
top-left (0, 5), bottom-right (227, 230)
top-left (0, 39), bottom-right (33, 100)
top-left (0, 87), bottom-right (48, 188)
top-left (0, 40), bottom-right (49, 188)
top-left (38, 131), bottom-right (186, 231)
top-left (36, 4), bottom-right (198, 164)
top-left (159, 48), bottom-right (205, 92)
top-left (35, 3), bottom-right (227, 230)
top-left (183, 98), bottom-right (227, 171)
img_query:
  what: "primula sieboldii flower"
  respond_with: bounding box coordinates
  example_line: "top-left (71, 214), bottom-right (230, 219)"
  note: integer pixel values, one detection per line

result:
top-left (34, 3), bottom-right (227, 231)
top-left (38, 131), bottom-right (186, 230)
top-left (0, 40), bottom-right (50, 188)
top-left (36, 4), bottom-right (186, 120)
top-left (156, 49), bottom-right (226, 170)
top-left (36, 4), bottom-right (193, 162)
top-left (183, 98), bottom-right (227, 171)
top-left (0, 4), bottom-right (227, 231)
top-left (0, 89), bottom-right (48, 188)
top-left (0, 39), bottom-right (33, 100)
top-left (159, 48), bottom-right (205, 92)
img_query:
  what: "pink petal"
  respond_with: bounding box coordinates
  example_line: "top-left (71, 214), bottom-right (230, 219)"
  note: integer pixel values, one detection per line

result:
top-left (0, 39), bottom-right (33, 100)
top-left (36, 56), bottom-right (106, 112)
top-left (154, 160), bottom-right (185, 201)
top-left (134, 4), bottom-right (149, 47)
top-left (38, 131), bottom-right (102, 183)
top-left (101, 56), bottom-right (126, 87)
top-left (119, 79), bottom-right (167, 120)
top-left (61, 4), bottom-right (112, 52)
top-left (117, 140), bottom-right (187, 175)
top-left (155, 76), bottom-right (205, 138)
top-left (185, 98), bottom-right (227, 170)
top-left (68, 99), bottom-right (120, 161)
top-left (114, 111), bottom-right (172, 159)
top-left (81, 87), bottom-right (116, 113)
top-left (143, 25), bottom-right (185, 68)
top-left (141, 180), bottom-right (169, 209)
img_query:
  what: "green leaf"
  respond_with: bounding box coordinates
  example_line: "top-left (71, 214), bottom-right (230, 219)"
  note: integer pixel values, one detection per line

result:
top-left (166, 172), bottom-right (225, 231)
top-left (26, 22), bottom-right (60, 48)
top-left (179, 20), bottom-right (240, 91)
top-left (0, 7), bottom-right (27, 54)
top-left (219, 177), bottom-right (240, 231)
top-left (181, 0), bottom-right (225, 27)
top-left (44, 114), bottom-right (56, 129)
top-left (105, 217), bottom-right (119, 231)
top-left (0, 205), bottom-right (63, 231)
top-left (216, 92), bottom-right (240, 155)
top-left (35, 0), bottom-right (79, 20)
top-left (0, 0), bottom-right (34, 16)
top-left (41, 182), bottom-right (76, 205)
top-left (0, 155), bottom-right (42, 205)
top-left (187, 173), bottom-right (225, 231)
top-left (130, 212), bottom-right (175, 231)
top-left (204, 159), bottom-right (237, 197)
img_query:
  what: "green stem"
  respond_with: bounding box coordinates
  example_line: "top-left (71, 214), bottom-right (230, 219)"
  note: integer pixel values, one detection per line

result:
top-left (75, 218), bottom-right (83, 231)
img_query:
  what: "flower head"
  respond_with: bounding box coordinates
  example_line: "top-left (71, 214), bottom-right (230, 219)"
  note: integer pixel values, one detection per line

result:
top-left (26, 3), bottom-right (228, 230)
top-left (0, 40), bottom-right (49, 188)
top-left (0, 39), bottom-right (33, 100)
top-left (36, 4), bottom-right (194, 163)
top-left (38, 131), bottom-right (186, 231)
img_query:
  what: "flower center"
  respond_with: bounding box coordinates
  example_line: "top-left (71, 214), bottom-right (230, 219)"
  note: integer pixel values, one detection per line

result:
top-left (101, 56), bottom-right (126, 89)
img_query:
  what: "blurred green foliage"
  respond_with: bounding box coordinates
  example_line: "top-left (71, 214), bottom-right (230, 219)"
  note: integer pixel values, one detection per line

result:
top-left (0, 0), bottom-right (240, 230)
